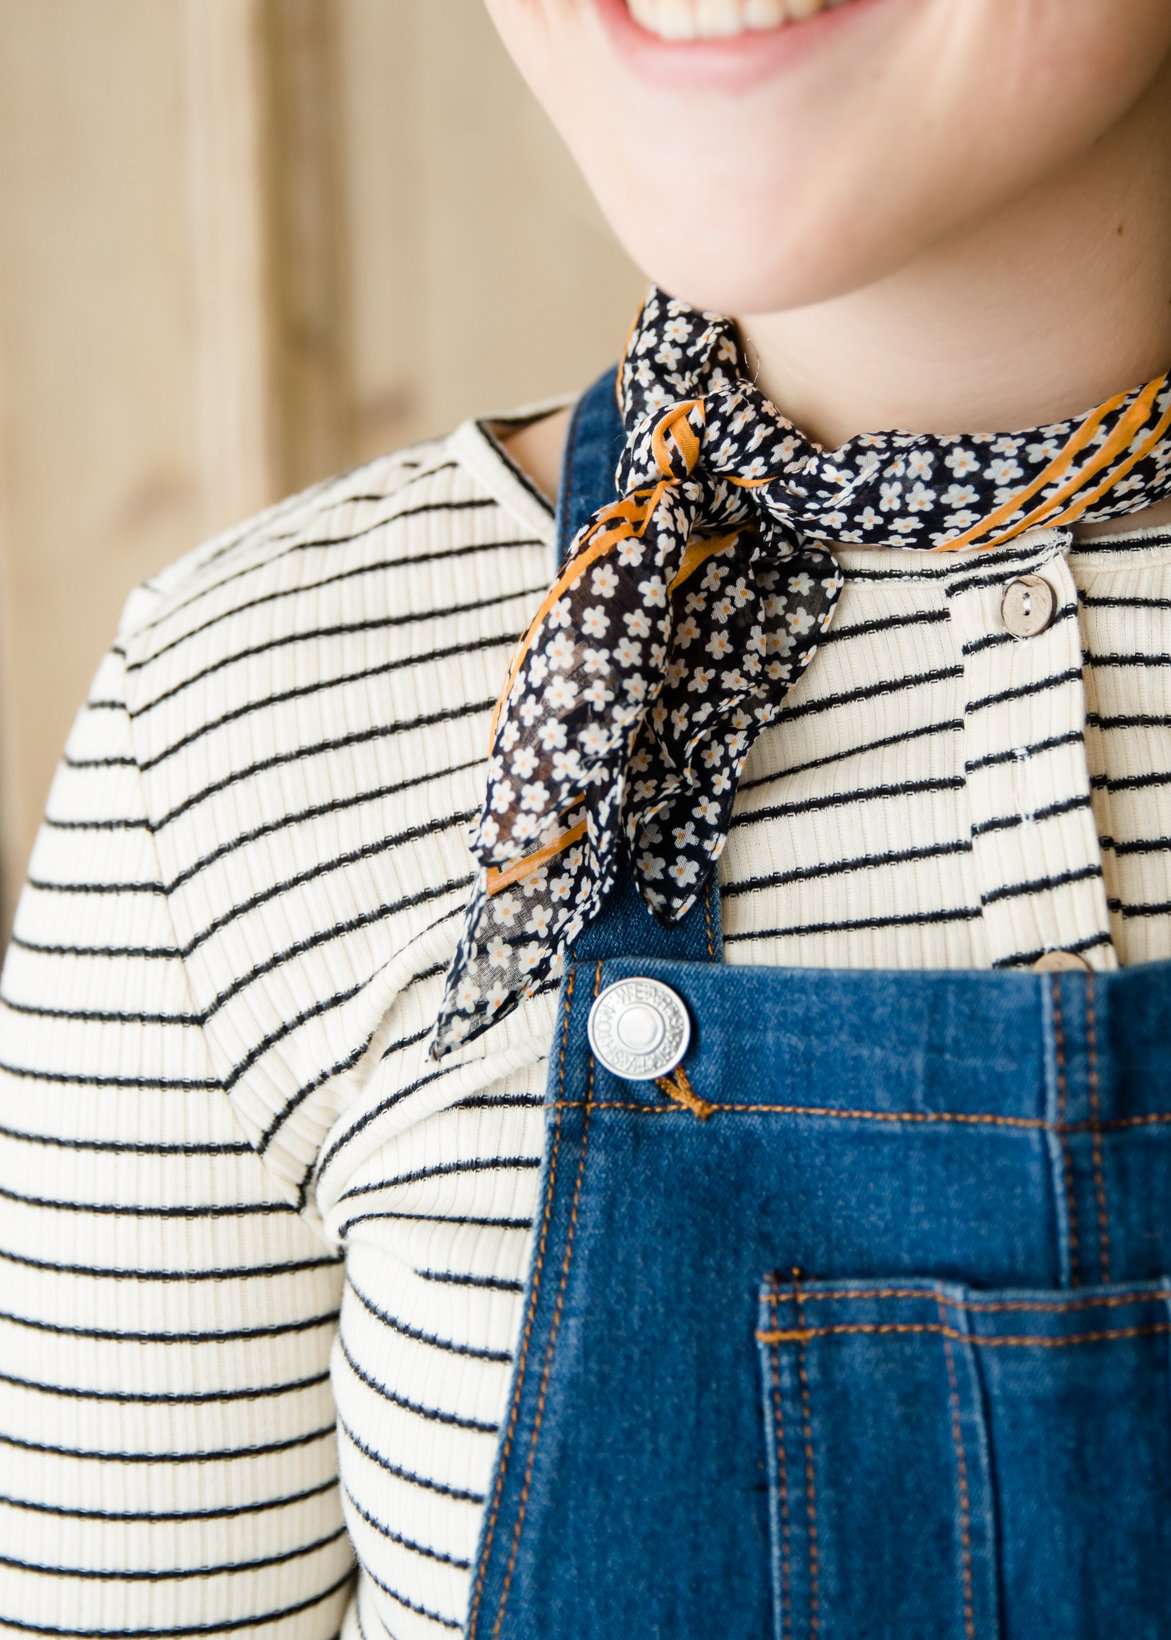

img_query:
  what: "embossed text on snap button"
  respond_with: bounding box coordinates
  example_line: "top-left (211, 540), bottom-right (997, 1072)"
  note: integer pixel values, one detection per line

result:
top-left (587, 976), bottom-right (691, 1081)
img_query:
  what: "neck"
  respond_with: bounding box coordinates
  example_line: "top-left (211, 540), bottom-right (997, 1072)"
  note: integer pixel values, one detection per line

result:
top-left (736, 56), bottom-right (1171, 461)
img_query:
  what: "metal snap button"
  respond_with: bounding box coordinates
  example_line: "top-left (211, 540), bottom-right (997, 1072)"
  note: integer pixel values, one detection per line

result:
top-left (587, 976), bottom-right (691, 1081)
top-left (1001, 574), bottom-right (1057, 639)
top-left (1031, 950), bottom-right (1092, 972)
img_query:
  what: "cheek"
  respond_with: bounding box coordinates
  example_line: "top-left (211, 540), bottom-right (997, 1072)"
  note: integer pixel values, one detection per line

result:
top-left (481, 0), bottom-right (1171, 313)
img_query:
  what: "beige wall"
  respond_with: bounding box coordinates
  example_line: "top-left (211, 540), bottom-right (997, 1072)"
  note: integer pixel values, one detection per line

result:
top-left (0, 0), bottom-right (644, 941)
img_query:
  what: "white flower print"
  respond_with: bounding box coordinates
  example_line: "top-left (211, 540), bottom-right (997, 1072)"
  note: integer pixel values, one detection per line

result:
top-left (432, 286), bottom-right (1171, 1064)
top-left (552, 748), bottom-right (584, 784)
top-left (591, 562), bottom-right (619, 598)
top-left (583, 677), bottom-right (613, 710)
top-left (494, 892), bottom-right (520, 925)
top-left (547, 631), bottom-right (574, 670)
top-left (545, 675), bottom-right (578, 711)
top-left (945, 446), bottom-right (979, 477)
top-left (942, 483), bottom-right (978, 508)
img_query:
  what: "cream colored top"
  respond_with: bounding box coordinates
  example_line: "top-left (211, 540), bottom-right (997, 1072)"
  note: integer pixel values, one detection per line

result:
top-left (2, 384), bottom-right (1171, 1636)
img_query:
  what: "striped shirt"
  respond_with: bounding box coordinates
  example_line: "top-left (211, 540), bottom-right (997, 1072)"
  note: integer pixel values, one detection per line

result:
top-left (2, 383), bottom-right (1171, 1638)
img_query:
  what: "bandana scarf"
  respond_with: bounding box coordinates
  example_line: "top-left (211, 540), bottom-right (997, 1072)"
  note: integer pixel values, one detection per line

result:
top-left (428, 284), bottom-right (1171, 1060)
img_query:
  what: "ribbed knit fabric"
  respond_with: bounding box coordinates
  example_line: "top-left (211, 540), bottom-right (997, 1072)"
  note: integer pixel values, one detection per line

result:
top-left (3, 384), bottom-right (1171, 1637)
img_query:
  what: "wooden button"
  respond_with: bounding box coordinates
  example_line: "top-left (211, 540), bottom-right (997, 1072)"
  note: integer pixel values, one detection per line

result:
top-left (1031, 950), bottom-right (1092, 972)
top-left (1001, 575), bottom-right (1057, 638)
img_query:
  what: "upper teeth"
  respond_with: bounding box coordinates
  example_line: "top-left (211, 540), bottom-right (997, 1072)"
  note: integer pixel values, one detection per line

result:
top-left (626, 0), bottom-right (852, 38)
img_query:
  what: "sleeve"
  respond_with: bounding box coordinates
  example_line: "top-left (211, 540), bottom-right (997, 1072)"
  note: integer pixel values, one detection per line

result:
top-left (0, 601), bottom-right (358, 1634)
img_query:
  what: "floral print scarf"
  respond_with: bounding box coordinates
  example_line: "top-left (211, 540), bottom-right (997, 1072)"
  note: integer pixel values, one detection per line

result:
top-left (429, 284), bottom-right (1171, 1060)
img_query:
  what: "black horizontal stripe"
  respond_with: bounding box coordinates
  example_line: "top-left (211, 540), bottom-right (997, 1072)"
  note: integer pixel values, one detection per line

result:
top-left (132, 552), bottom-right (539, 676)
top-left (0, 1240), bottom-right (338, 1281)
top-left (131, 631), bottom-right (513, 769)
top-left (336, 1154), bottom-right (542, 1205)
top-left (0, 1472), bottom-right (340, 1525)
top-left (135, 467), bottom-right (489, 634)
top-left (0, 1521), bottom-right (350, 1582)
top-left (21, 873), bottom-right (168, 897)
top-left (722, 838), bottom-right (970, 898)
top-left (820, 606), bottom-right (947, 647)
top-left (363, 1560), bottom-right (462, 1632)
top-left (969, 793), bottom-right (1093, 837)
top-left (1083, 648), bottom-right (1171, 670)
top-left (965, 666), bottom-right (1084, 714)
top-left (960, 602), bottom-right (1076, 657)
top-left (737, 717), bottom-right (963, 794)
top-left (336, 1330), bottom-right (498, 1435)
top-left (0, 1115), bottom-right (248, 1155)
top-left (131, 584), bottom-right (544, 717)
top-left (964, 728), bottom-right (1083, 772)
top-left (0, 1359), bottom-right (331, 1407)
top-left (186, 808), bottom-right (474, 958)
top-left (167, 756), bottom-right (483, 894)
top-left (415, 1266), bottom-right (525, 1295)
top-left (0, 1565), bottom-right (357, 1637)
top-left (314, 1059), bottom-right (463, 1186)
top-left (980, 863), bottom-right (1103, 906)
top-left (771, 663), bottom-right (963, 725)
top-left (0, 1179), bottom-right (299, 1220)
top-left (255, 1030), bottom-right (371, 1156)
top-left (5, 930), bottom-right (182, 960)
top-left (0, 991), bottom-right (200, 1027)
top-left (732, 774), bottom-right (963, 829)
top-left (0, 1294), bottom-right (336, 1344)
top-left (147, 695), bottom-right (494, 820)
top-left (0, 1059), bottom-right (218, 1093)
top-left (991, 931), bottom-right (1114, 969)
top-left (338, 1209), bottom-right (534, 1235)
top-left (724, 905), bottom-right (982, 943)
top-left (339, 1474), bottom-right (472, 1572)
top-left (336, 1407), bottom-right (486, 1505)
top-left (345, 1273), bottom-right (514, 1365)
top-left (942, 541), bottom-right (1074, 596)
top-left (200, 873), bottom-right (469, 1025)
top-left (0, 1417), bottom-right (337, 1465)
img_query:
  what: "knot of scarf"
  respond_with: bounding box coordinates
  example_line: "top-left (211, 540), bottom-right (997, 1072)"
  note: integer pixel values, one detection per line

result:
top-left (428, 285), bottom-right (1171, 1060)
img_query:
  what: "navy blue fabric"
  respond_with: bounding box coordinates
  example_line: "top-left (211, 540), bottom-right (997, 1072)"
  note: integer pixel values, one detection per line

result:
top-left (464, 365), bottom-right (1171, 1640)
top-left (554, 361), bottom-right (721, 966)
top-left (550, 362), bottom-right (623, 564)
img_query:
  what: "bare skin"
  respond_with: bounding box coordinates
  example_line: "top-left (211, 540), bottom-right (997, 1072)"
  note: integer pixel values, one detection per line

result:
top-left (485, 0), bottom-right (1171, 544)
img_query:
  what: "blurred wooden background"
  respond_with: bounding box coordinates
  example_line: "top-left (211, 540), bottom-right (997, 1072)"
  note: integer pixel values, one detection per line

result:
top-left (0, 0), bottom-right (643, 942)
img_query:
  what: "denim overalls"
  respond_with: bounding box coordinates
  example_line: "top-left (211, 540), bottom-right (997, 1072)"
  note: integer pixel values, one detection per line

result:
top-left (464, 365), bottom-right (1171, 1640)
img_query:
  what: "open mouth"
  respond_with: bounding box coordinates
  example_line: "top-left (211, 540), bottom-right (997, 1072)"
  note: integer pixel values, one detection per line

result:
top-left (624, 0), bottom-right (857, 41)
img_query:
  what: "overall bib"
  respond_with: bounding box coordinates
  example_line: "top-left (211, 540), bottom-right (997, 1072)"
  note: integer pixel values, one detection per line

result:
top-left (464, 365), bottom-right (1171, 1640)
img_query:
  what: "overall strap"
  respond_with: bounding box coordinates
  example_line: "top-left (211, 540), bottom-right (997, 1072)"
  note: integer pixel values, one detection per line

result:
top-left (552, 363), bottom-right (722, 965)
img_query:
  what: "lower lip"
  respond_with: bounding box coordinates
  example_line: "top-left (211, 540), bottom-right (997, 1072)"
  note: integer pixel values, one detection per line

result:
top-left (593, 0), bottom-right (887, 93)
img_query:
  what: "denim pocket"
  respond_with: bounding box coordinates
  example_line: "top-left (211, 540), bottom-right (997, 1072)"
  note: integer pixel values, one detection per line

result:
top-left (756, 1273), bottom-right (1171, 1640)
